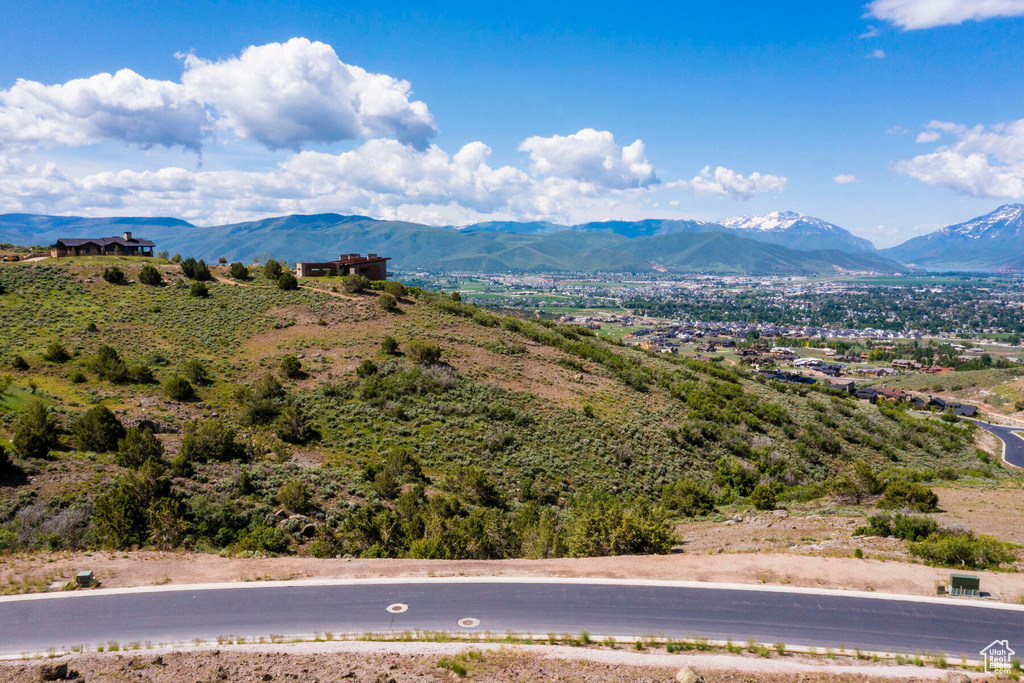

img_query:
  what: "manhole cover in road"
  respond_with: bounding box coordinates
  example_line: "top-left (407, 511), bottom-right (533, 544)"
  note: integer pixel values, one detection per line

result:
top-left (386, 603), bottom-right (409, 614)
top-left (457, 618), bottom-right (480, 628)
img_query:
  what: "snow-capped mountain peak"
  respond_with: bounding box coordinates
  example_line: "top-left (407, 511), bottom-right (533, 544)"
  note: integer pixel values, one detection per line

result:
top-left (721, 211), bottom-right (836, 233)
top-left (946, 204), bottom-right (1024, 239)
top-left (716, 211), bottom-right (876, 252)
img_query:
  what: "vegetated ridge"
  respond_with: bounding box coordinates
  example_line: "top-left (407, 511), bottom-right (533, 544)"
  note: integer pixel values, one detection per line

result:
top-left (0, 213), bottom-right (906, 275)
top-left (0, 257), bottom-right (1003, 568)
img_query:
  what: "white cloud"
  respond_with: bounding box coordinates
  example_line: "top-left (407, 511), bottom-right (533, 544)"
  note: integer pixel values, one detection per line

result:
top-left (833, 174), bottom-right (859, 184)
top-left (518, 128), bottom-right (658, 189)
top-left (869, 49), bottom-right (887, 59)
top-left (181, 38), bottom-right (436, 150)
top-left (866, 0), bottom-right (1024, 30)
top-left (0, 128), bottom-right (787, 224)
top-left (894, 118), bottom-right (1024, 198)
top-left (0, 38), bottom-right (436, 153)
top-left (915, 130), bottom-right (941, 143)
top-left (860, 25), bottom-right (882, 38)
top-left (0, 70), bottom-right (208, 151)
top-left (673, 165), bottom-right (787, 200)
top-left (887, 125), bottom-right (910, 135)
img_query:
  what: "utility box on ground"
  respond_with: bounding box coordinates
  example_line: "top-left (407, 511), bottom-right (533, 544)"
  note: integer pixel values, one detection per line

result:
top-left (76, 570), bottom-right (94, 588)
top-left (949, 573), bottom-right (980, 596)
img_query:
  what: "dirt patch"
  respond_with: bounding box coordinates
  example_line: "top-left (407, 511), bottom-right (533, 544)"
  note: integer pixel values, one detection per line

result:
top-left (0, 642), bottom-right (982, 682)
top-left (3, 548), bottom-right (1023, 602)
top-left (935, 485), bottom-right (1024, 545)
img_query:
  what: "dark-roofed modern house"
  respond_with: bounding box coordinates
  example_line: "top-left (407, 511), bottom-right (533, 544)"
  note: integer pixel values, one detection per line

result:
top-left (295, 253), bottom-right (390, 280)
top-left (51, 232), bottom-right (156, 258)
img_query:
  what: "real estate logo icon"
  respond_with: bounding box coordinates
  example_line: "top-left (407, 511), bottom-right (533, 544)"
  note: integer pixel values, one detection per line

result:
top-left (980, 639), bottom-right (1015, 674)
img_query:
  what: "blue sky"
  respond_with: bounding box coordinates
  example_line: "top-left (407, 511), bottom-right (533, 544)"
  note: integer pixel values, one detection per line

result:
top-left (2, 0), bottom-right (1024, 246)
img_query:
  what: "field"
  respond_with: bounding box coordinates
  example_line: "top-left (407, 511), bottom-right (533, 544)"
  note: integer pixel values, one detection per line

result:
top-left (0, 257), bottom-right (1022, 588)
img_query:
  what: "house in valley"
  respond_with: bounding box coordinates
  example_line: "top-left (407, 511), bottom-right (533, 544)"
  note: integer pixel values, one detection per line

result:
top-left (50, 232), bottom-right (155, 258)
top-left (295, 253), bottom-right (390, 279)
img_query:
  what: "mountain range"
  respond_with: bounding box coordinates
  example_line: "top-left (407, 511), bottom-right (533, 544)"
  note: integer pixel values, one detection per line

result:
top-left (2, 204), bottom-right (1022, 274)
top-left (880, 204), bottom-right (1024, 271)
top-left (459, 211), bottom-right (876, 253)
top-left (0, 212), bottom-right (904, 275)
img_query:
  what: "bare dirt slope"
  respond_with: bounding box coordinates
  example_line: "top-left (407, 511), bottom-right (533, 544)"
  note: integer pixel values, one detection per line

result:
top-left (0, 642), bottom-right (984, 682)
top-left (4, 549), bottom-right (1024, 603)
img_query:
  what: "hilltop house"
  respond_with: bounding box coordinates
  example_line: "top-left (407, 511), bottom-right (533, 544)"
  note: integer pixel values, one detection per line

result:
top-left (295, 253), bottom-right (390, 279)
top-left (50, 232), bottom-right (155, 258)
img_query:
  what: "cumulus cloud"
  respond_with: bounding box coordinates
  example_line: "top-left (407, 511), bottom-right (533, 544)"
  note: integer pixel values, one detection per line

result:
top-left (0, 69), bottom-right (208, 151)
top-left (833, 174), bottom-right (859, 184)
top-left (0, 125), bottom-right (788, 223)
top-left (673, 165), bottom-right (786, 200)
top-left (0, 130), bottom-right (652, 223)
top-left (0, 38), bottom-right (436, 153)
top-left (869, 49), bottom-right (887, 58)
top-left (895, 118), bottom-right (1024, 198)
top-left (866, 0), bottom-right (1024, 30)
top-left (518, 129), bottom-right (658, 189)
top-left (181, 38), bottom-right (436, 150)
top-left (860, 25), bottom-right (882, 38)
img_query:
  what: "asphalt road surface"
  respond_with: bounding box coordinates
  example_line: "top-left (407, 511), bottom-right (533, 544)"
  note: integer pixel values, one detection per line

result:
top-left (970, 419), bottom-right (1024, 469)
top-left (2, 580), bottom-right (1021, 658)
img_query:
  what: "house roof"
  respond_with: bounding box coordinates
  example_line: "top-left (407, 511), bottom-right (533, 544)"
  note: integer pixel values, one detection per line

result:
top-left (333, 253), bottom-right (390, 265)
top-left (55, 236), bottom-right (156, 248)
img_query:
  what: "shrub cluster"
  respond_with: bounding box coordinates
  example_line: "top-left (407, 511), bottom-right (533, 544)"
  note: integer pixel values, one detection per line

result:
top-left (164, 374), bottom-right (196, 401)
top-left (179, 419), bottom-right (246, 463)
top-left (102, 267), bottom-right (127, 285)
top-left (228, 262), bottom-right (249, 280)
top-left (661, 478), bottom-right (714, 517)
top-left (280, 355), bottom-right (302, 379)
top-left (13, 400), bottom-right (60, 459)
top-left (181, 257), bottom-right (212, 281)
top-left (263, 259), bottom-right (283, 280)
top-left (278, 272), bottom-right (298, 290)
top-left (138, 264), bottom-right (162, 286)
top-left (73, 406), bottom-right (126, 453)
top-left (236, 372), bottom-right (286, 425)
top-left (341, 274), bottom-right (369, 293)
top-left (42, 341), bottom-right (70, 363)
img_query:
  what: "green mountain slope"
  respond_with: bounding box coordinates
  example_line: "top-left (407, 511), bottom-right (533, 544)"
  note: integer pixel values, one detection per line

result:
top-left (0, 213), bottom-right (908, 274)
top-left (0, 258), bottom-right (985, 562)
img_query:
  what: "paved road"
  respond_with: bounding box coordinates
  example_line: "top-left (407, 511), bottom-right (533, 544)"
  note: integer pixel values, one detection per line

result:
top-left (1, 580), bottom-right (1021, 658)
top-left (970, 419), bottom-right (1024, 469)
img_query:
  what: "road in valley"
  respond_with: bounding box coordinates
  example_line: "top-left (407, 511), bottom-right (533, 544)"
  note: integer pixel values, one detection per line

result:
top-left (970, 419), bottom-right (1024, 469)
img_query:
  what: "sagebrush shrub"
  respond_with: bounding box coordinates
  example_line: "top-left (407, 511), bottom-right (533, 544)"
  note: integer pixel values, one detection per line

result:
top-left (280, 355), bottom-right (302, 379)
top-left (405, 340), bottom-right (442, 365)
top-left (42, 341), bottom-right (70, 363)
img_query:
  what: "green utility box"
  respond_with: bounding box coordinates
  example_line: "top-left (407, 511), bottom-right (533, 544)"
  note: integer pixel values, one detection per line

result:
top-left (76, 570), bottom-right (94, 588)
top-left (949, 573), bottom-right (980, 596)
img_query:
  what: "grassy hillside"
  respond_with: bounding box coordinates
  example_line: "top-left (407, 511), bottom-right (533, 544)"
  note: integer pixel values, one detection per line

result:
top-left (0, 213), bottom-right (908, 275)
top-left (0, 258), bottom-right (995, 565)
